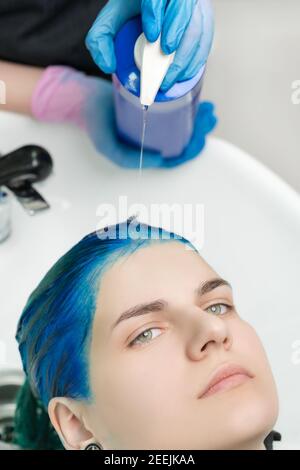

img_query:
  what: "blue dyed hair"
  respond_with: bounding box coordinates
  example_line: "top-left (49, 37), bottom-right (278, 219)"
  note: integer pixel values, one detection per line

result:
top-left (16, 219), bottom-right (196, 409)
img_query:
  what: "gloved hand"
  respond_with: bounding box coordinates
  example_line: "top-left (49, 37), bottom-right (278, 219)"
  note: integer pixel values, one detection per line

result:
top-left (86, 0), bottom-right (214, 91)
top-left (31, 66), bottom-right (217, 169)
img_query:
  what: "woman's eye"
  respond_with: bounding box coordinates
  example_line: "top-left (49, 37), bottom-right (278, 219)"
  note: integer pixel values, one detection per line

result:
top-left (129, 328), bottom-right (162, 348)
top-left (205, 303), bottom-right (232, 315)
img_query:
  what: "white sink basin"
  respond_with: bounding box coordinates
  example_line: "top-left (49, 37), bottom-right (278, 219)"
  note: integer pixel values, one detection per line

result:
top-left (0, 111), bottom-right (299, 449)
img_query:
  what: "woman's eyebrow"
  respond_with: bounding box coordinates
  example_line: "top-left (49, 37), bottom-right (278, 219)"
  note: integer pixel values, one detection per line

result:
top-left (112, 300), bottom-right (167, 331)
top-left (112, 278), bottom-right (231, 331)
top-left (195, 278), bottom-right (232, 296)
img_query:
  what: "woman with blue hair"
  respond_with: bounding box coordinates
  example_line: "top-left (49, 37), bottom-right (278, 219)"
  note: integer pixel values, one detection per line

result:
top-left (14, 219), bottom-right (280, 450)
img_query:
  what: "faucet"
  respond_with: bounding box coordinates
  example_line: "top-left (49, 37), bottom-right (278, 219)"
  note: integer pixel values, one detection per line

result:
top-left (0, 145), bottom-right (53, 215)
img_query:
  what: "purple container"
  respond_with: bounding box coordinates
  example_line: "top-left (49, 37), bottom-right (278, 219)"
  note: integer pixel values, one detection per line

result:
top-left (113, 16), bottom-right (206, 159)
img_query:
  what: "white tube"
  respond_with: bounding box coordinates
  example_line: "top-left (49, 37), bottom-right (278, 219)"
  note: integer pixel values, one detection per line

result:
top-left (134, 33), bottom-right (175, 107)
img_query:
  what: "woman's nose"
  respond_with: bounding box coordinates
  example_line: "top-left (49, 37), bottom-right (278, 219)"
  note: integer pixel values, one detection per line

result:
top-left (186, 309), bottom-right (233, 361)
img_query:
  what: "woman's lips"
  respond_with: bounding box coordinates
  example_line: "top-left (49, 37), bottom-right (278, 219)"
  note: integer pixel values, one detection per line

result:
top-left (198, 363), bottom-right (254, 399)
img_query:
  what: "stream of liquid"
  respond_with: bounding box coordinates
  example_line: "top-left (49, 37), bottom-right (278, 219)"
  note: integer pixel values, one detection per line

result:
top-left (139, 105), bottom-right (149, 179)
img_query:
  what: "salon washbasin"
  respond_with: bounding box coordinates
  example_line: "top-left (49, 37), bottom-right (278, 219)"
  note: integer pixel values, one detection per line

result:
top-left (0, 111), bottom-right (299, 449)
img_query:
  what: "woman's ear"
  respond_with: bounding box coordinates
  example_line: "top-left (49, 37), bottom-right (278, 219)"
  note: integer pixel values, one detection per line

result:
top-left (48, 397), bottom-right (95, 450)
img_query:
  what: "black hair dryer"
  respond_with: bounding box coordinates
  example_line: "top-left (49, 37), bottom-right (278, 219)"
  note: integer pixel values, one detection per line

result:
top-left (0, 145), bottom-right (53, 215)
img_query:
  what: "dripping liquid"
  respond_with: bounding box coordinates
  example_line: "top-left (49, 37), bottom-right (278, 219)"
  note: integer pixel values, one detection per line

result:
top-left (139, 105), bottom-right (148, 178)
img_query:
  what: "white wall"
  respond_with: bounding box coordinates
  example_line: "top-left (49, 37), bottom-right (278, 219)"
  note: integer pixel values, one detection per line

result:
top-left (203, 0), bottom-right (300, 192)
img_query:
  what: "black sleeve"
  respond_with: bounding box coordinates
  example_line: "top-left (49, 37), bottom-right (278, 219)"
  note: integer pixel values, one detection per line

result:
top-left (0, 0), bottom-right (109, 77)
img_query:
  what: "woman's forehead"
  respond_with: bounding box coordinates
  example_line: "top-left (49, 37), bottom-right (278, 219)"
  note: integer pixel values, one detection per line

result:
top-left (106, 242), bottom-right (215, 283)
top-left (95, 242), bottom-right (218, 323)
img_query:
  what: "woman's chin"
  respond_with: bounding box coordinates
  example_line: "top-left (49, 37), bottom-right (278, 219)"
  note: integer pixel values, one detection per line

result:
top-left (192, 378), bottom-right (278, 449)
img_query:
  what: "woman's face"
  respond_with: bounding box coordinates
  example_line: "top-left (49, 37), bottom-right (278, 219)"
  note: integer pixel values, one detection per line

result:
top-left (83, 242), bottom-right (278, 449)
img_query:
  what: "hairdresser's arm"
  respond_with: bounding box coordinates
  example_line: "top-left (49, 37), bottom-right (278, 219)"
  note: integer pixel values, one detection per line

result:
top-left (0, 60), bottom-right (43, 114)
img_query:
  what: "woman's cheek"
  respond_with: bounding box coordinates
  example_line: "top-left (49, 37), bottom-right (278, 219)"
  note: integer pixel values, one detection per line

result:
top-left (230, 318), bottom-right (267, 360)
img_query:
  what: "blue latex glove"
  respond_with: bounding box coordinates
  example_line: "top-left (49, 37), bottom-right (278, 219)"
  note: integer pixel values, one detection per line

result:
top-left (32, 66), bottom-right (217, 169)
top-left (83, 78), bottom-right (217, 169)
top-left (86, 0), bottom-right (214, 91)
